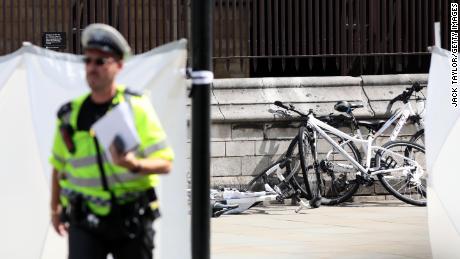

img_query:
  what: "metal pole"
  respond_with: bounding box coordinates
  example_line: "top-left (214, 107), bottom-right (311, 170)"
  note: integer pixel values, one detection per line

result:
top-left (191, 0), bottom-right (212, 258)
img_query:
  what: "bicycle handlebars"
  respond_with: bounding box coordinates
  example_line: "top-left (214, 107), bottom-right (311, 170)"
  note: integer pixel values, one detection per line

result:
top-left (274, 101), bottom-right (289, 110)
top-left (274, 101), bottom-right (312, 118)
top-left (390, 82), bottom-right (425, 104)
top-left (274, 82), bottom-right (425, 124)
top-left (274, 101), bottom-right (359, 129)
top-left (385, 82), bottom-right (425, 115)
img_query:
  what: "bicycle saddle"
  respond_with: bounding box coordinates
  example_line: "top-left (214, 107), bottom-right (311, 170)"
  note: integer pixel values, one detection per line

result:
top-left (334, 101), bottom-right (364, 113)
top-left (357, 120), bottom-right (387, 132)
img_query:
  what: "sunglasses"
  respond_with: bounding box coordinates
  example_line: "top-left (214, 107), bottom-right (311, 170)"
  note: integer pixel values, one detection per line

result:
top-left (82, 56), bottom-right (113, 66)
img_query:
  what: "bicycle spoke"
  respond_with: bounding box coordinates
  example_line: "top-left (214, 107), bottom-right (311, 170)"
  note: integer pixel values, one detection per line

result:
top-left (377, 141), bottom-right (426, 206)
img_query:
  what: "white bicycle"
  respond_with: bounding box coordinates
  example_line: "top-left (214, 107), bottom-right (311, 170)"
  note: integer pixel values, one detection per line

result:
top-left (304, 82), bottom-right (426, 205)
top-left (274, 100), bottom-right (426, 207)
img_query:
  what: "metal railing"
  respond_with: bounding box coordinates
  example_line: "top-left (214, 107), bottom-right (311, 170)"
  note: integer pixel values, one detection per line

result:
top-left (227, 0), bottom-right (450, 77)
top-left (0, 0), bottom-right (451, 77)
top-left (0, 0), bottom-right (189, 54)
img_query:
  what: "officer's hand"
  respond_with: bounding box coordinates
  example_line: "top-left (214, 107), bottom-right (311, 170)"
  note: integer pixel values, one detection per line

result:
top-left (51, 211), bottom-right (68, 236)
top-left (109, 144), bottom-right (138, 170)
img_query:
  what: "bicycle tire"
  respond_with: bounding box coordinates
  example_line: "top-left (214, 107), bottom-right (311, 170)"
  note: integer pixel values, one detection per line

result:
top-left (298, 126), bottom-right (361, 205)
top-left (284, 136), bottom-right (311, 199)
top-left (298, 126), bottom-right (322, 203)
top-left (244, 163), bottom-right (279, 193)
top-left (375, 141), bottom-right (426, 206)
top-left (409, 129), bottom-right (425, 146)
top-left (243, 136), bottom-right (310, 200)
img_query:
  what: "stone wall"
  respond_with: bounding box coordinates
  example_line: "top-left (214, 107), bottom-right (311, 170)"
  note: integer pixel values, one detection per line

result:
top-left (187, 74), bottom-right (428, 199)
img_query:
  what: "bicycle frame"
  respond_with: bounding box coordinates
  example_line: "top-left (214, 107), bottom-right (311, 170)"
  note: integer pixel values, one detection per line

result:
top-left (374, 101), bottom-right (422, 140)
top-left (306, 115), bottom-right (421, 177)
top-left (261, 159), bottom-right (313, 211)
top-left (349, 101), bottom-right (424, 153)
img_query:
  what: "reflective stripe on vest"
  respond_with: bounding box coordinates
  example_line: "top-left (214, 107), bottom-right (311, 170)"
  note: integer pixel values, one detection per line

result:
top-left (68, 155), bottom-right (98, 168)
top-left (61, 171), bottom-right (144, 187)
top-left (67, 140), bottom-right (168, 168)
top-left (138, 139), bottom-right (169, 157)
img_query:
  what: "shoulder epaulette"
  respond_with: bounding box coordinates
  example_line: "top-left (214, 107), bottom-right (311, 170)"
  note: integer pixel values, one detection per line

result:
top-left (57, 101), bottom-right (72, 120)
top-left (124, 88), bottom-right (142, 97)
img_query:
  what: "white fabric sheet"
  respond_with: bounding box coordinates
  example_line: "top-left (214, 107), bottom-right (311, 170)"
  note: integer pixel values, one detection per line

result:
top-left (426, 46), bottom-right (460, 258)
top-left (0, 40), bottom-right (190, 259)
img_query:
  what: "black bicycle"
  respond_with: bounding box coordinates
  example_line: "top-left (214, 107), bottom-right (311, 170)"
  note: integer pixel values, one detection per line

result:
top-left (243, 133), bottom-right (322, 211)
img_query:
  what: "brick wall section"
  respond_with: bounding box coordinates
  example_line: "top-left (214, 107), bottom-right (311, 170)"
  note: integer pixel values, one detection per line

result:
top-left (186, 74), bottom-right (428, 199)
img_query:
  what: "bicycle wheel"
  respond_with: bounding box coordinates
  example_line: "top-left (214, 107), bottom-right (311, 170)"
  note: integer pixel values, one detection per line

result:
top-left (284, 135), bottom-right (311, 199)
top-left (243, 136), bottom-right (310, 200)
top-left (298, 126), bottom-right (322, 207)
top-left (375, 141), bottom-right (426, 206)
top-left (409, 129), bottom-right (425, 146)
top-left (317, 130), bottom-right (362, 205)
top-left (244, 161), bottom-right (282, 193)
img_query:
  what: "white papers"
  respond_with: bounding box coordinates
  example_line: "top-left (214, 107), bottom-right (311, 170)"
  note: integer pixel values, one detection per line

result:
top-left (92, 102), bottom-right (140, 159)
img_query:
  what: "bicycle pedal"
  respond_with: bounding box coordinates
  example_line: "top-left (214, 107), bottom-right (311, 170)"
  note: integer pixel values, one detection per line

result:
top-left (380, 156), bottom-right (397, 169)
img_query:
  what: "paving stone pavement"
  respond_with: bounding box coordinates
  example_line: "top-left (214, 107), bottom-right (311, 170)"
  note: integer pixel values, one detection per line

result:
top-left (211, 201), bottom-right (431, 259)
top-left (41, 200), bottom-right (430, 258)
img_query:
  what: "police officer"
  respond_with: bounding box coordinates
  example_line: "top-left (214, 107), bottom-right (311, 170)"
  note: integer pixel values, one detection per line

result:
top-left (49, 23), bottom-right (173, 259)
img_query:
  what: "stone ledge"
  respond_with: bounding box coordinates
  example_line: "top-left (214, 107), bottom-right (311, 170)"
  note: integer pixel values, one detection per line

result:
top-left (212, 76), bottom-right (362, 89)
top-left (187, 74), bottom-right (429, 123)
top-left (361, 74), bottom-right (428, 86)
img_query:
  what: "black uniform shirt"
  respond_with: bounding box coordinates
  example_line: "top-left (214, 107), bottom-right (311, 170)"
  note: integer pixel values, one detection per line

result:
top-left (77, 96), bottom-right (114, 131)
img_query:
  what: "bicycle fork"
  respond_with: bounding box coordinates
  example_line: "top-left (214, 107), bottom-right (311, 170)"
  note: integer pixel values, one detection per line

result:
top-left (263, 161), bottom-right (297, 201)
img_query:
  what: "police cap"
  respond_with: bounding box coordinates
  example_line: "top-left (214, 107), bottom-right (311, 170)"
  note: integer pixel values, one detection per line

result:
top-left (81, 23), bottom-right (131, 60)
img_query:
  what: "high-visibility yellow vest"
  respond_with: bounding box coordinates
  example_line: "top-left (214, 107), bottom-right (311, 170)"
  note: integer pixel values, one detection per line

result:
top-left (49, 85), bottom-right (174, 216)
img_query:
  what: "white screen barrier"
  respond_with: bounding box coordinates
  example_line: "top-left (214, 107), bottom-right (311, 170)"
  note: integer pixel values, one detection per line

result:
top-left (426, 46), bottom-right (460, 258)
top-left (0, 40), bottom-right (190, 259)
